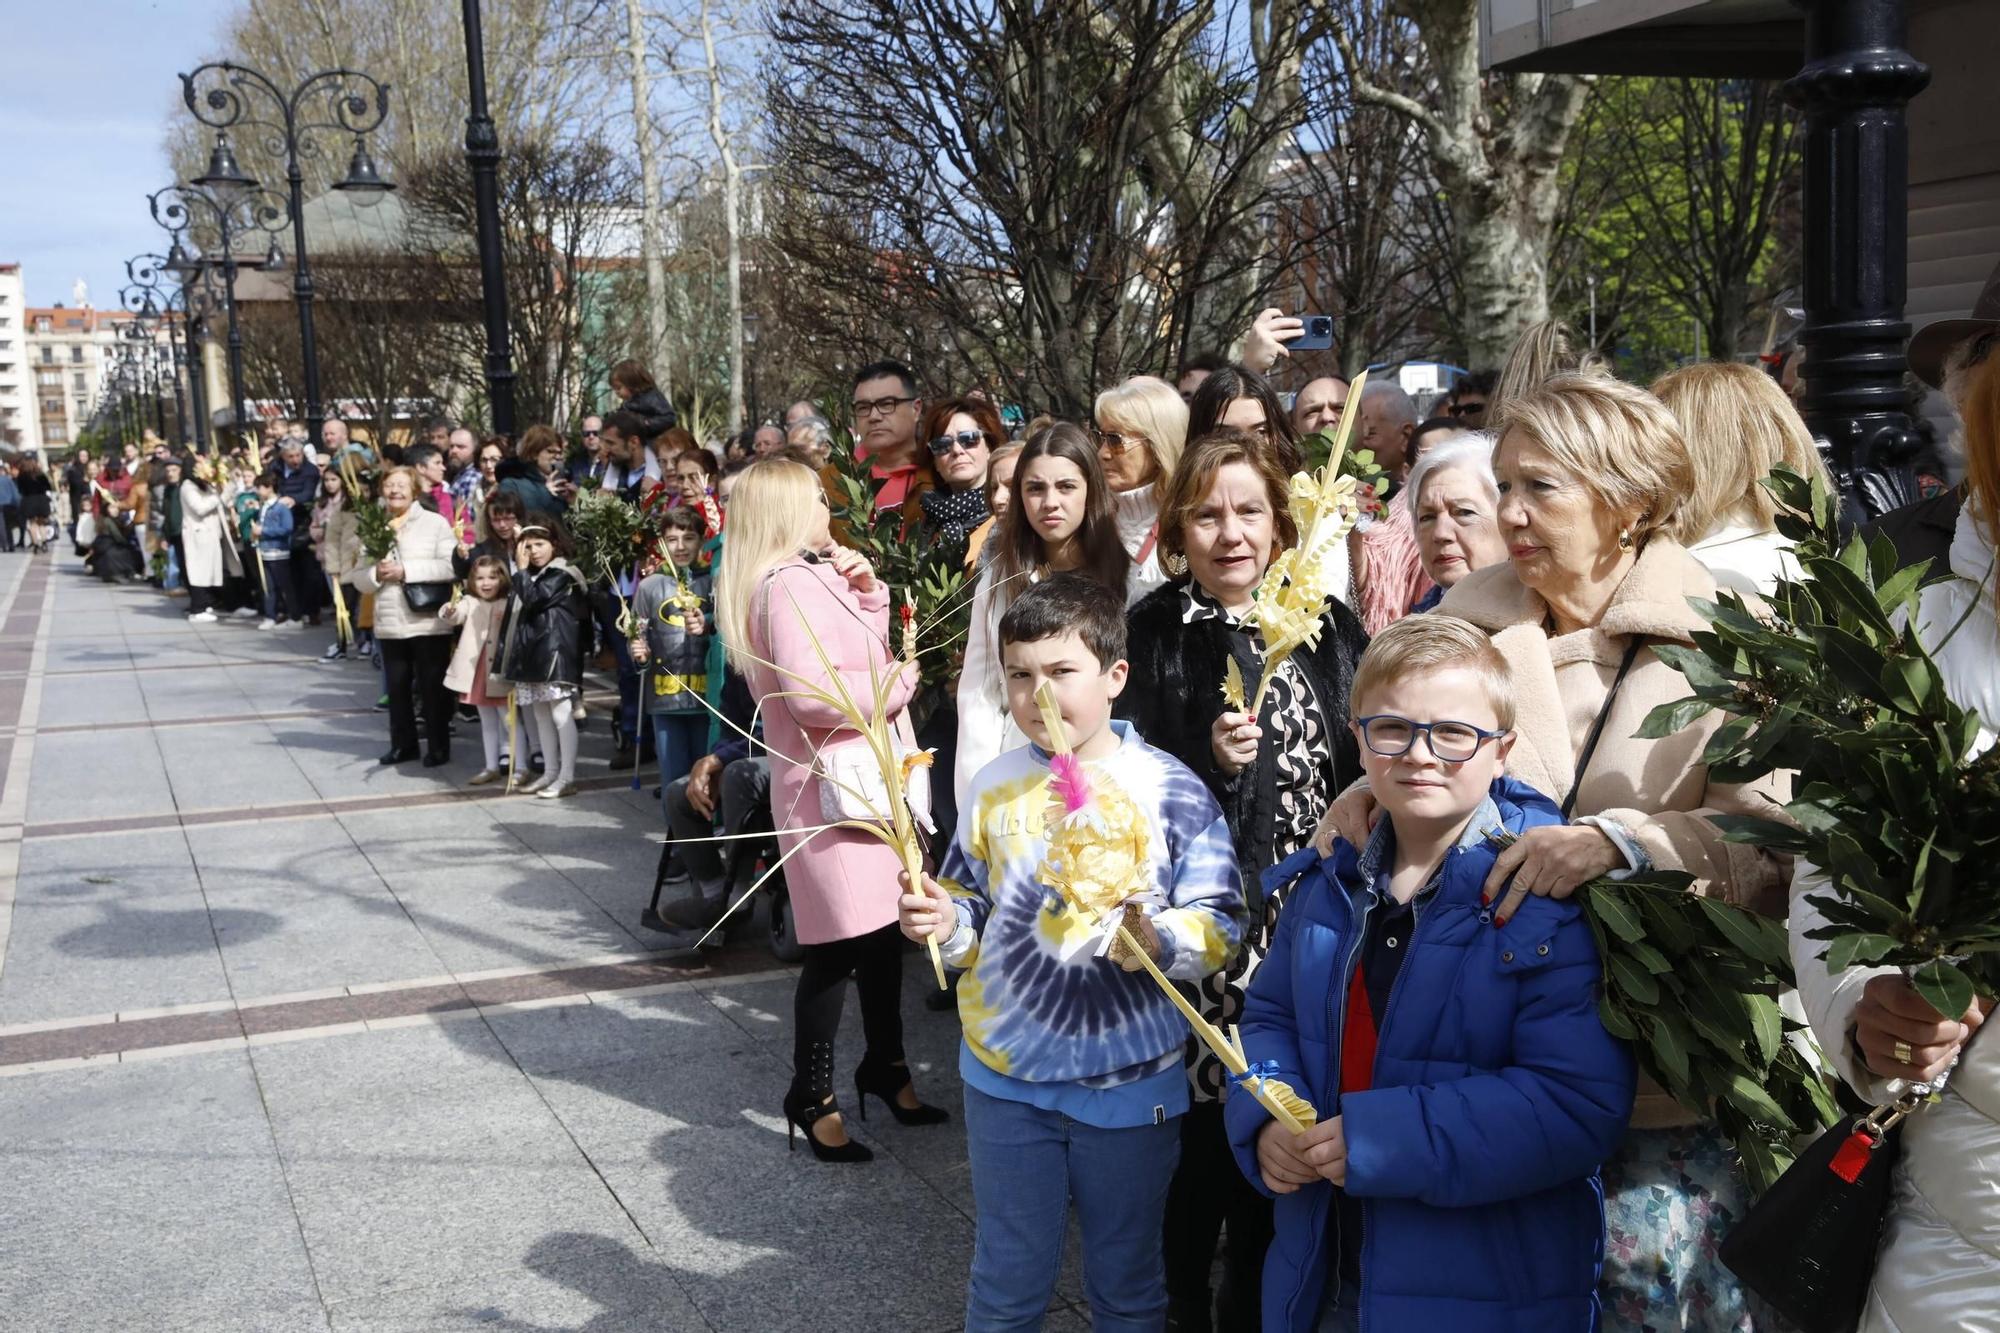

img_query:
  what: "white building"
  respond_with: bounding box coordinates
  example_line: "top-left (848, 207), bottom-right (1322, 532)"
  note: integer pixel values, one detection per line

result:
top-left (0, 263), bottom-right (38, 456)
top-left (24, 285), bottom-right (176, 454)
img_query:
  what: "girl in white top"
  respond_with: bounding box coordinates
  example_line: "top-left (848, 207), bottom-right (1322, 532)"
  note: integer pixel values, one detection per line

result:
top-left (954, 423), bottom-right (1136, 804)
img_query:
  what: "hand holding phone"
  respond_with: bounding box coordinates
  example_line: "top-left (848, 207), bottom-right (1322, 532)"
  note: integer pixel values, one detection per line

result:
top-left (1283, 315), bottom-right (1335, 352)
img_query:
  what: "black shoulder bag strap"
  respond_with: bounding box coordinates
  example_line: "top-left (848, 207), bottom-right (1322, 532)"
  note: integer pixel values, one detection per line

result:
top-left (1560, 637), bottom-right (1645, 820)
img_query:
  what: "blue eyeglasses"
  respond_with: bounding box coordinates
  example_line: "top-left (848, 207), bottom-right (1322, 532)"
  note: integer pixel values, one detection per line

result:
top-left (1356, 714), bottom-right (1508, 763)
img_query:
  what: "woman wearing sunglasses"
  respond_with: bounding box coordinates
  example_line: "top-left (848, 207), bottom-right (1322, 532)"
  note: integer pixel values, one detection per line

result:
top-left (915, 396), bottom-right (1003, 569)
top-left (1093, 374), bottom-right (1190, 601)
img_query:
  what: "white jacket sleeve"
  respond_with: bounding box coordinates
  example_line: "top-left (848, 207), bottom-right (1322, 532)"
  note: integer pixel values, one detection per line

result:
top-left (1790, 857), bottom-right (1902, 1104)
top-left (955, 569), bottom-right (1006, 808)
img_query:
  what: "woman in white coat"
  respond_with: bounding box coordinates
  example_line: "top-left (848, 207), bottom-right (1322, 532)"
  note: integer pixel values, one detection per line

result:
top-left (353, 467), bottom-right (459, 768)
top-left (1092, 374), bottom-right (1188, 599)
top-left (178, 458), bottom-right (241, 623)
top-left (1790, 340), bottom-right (2000, 1332)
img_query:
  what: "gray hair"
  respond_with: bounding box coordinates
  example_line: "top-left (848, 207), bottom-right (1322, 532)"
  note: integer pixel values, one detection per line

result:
top-left (788, 415), bottom-right (833, 448)
top-left (1360, 380), bottom-right (1420, 428)
top-left (1404, 431), bottom-right (1499, 522)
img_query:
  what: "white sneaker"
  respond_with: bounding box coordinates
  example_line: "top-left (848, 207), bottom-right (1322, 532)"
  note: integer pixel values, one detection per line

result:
top-left (232, 607), bottom-right (259, 619)
top-left (189, 610), bottom-right (218, 623)
top-left (257, 618), bottom-right (278, 630)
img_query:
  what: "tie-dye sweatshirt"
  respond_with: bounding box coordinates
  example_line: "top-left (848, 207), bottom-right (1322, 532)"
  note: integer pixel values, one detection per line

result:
top-left (938, 722), bottom-right (1247, 1093)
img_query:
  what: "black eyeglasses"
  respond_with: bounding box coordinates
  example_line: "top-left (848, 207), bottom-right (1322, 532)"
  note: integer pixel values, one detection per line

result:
top-left (928, 429), bottom-right (988, 455)
top-left (1356, 714), bottom-right (1508, 763)
top-left (1093, 430), bottom-right (1148, 455)
top-left (1448, 401), bottom-right (1487, 418)
top-left (852, 395), bottom-right (917, 418)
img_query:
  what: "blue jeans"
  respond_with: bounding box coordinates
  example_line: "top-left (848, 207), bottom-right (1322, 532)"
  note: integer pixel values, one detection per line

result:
top-left (962, 1083), bottom-right (1179, 1332)
top-left (651, 714), bottom-right (707, 817)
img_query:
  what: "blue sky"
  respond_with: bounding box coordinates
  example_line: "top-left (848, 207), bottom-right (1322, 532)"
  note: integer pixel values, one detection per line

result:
top-left (0, 1), bottom-right (237, 308)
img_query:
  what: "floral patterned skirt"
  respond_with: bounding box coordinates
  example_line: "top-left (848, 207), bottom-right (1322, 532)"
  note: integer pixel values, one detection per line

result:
top-left (1601, 1123), bottom-right (1796, 1333)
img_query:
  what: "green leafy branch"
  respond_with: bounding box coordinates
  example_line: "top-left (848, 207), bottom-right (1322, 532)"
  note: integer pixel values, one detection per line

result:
top-left (1636, 465), bottom-right (2000, 1028)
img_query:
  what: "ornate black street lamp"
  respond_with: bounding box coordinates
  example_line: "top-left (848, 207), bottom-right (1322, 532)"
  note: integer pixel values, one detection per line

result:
top-left (1784, 0), bottom-right (1933, 520)
top-left (180, 63), bottom-right (395, 453)
top-left (149, 182), bottom-right (289, 451)
top-left (118, 276), bottom-right (182, 444)
top-left (461, 0), bottom-right (516, 434)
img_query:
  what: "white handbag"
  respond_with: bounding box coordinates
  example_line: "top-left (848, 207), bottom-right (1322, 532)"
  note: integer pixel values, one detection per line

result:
top-left (815, 735), bottom-right (934, 831)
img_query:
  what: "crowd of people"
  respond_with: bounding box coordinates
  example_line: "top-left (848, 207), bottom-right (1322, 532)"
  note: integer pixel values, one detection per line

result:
top-left (9, 285), bottom-right (1998, 1333)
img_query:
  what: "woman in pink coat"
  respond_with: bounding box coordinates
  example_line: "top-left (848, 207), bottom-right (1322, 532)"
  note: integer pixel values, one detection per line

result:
top-left (714, 457), bottom-right (948, 1162)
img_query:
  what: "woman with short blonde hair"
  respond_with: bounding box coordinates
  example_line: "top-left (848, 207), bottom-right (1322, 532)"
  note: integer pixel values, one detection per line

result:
top-left (1094, 374), bottom-right (1190, 595)
top-left (1653, 360), bottom-right (1832, 596)
top-left (713, 457), bottom-right (941, 1163)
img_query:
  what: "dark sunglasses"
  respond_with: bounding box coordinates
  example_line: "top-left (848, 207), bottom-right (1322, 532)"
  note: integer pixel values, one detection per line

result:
top-left (582, 429), bottom-right (600, 438)
top-left (928, 429), bottom-right (988, 455)
top-left (1448, 400), bottom-right (1487, 418)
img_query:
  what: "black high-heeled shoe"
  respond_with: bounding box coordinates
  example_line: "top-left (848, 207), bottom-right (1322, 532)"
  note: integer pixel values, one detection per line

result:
top-left (854, 1056), bottom-right (950, 1126)
top-left (782, 1087), bottom-right (874, 1163)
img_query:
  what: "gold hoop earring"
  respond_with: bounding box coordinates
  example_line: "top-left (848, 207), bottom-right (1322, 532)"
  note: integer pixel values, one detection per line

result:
top-left (1162, 551), bottom-right (1189, 577)
top-left (1617, 527), bottom-right (1634, 552)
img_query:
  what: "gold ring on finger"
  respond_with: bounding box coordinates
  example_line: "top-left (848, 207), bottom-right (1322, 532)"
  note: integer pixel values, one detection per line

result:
top-left (1893, 1040), bottom-right (1914, 1065)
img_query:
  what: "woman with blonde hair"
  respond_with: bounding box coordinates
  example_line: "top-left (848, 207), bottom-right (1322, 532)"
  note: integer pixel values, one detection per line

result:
top-left (1093, 374), bottom-right (1190, 594)
top-left (714, 457), bottom-right (943, 1164)
top-left (1652, 359), bottom-right (1831, 596)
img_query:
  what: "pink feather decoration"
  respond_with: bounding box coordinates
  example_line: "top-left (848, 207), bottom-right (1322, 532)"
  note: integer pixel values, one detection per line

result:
top-left (1048, 752), bottom-right (1091, 816)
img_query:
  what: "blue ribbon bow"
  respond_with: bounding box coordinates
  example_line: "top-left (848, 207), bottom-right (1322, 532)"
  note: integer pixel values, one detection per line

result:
top-left (1231, 1060), bottom-right (1281, 1088)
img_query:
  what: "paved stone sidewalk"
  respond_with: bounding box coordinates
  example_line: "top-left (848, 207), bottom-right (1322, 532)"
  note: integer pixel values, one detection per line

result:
top-left (0, 553), bottom-right (1091, 1331)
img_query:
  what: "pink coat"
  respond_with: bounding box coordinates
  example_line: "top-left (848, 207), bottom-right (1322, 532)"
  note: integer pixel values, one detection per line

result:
top-left (747, 559), bottom-right (918, 946)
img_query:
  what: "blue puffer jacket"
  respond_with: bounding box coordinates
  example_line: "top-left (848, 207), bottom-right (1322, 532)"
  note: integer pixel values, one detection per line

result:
top-left (1225, 777), bottom-right (1635, 1333)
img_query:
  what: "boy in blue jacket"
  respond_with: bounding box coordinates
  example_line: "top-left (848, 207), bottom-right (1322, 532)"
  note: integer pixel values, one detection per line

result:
top-left (1227, 615), bottom-right (1634, 1333)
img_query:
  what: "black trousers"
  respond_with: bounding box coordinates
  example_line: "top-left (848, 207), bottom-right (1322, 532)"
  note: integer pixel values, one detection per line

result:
top-left (1163, 1100), bottom-right (1272, 1332)
top-left (379, 634), bottom-right (452, 756)
top-left (665, 757), bottom-right (772, 892)
top-left (290, 544), bottom-right (323, 619)
top-left (792, 922), bottom-right (906, 1101)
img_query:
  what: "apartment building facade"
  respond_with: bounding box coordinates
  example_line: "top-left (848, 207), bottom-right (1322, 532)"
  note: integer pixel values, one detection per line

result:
top-left (0, 263), bottom-right (37, 455)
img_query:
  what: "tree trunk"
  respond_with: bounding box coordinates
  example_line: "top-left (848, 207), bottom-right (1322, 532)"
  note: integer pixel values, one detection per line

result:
top-left (624, 0), bottom-right (671, 396)
top-left (701, 0), bottom-right (745, 432)
top-left (1342, 0), bottom-right (1589, 368)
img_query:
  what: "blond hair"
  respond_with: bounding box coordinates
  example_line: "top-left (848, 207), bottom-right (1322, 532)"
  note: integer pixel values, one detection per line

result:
top-left (714, 458), bottom-right (824, 672)
top-left (1094, 375), bottom-right (1190, 483)
top-left (1499, 373), bottom-right (1694, 543)
top-left (984, 442), bottom-right (1023, 510)
top-left (1490, 319), bottom-right (1607, 426)
top-left (1652, 361), bottom-right (1829, 541)
top-left (1351, 614), bottom-right (1516, 730)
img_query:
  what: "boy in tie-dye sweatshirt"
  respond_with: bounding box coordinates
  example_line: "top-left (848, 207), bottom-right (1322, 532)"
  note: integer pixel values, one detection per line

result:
top-left (900, 574), bottom-right (1246, 1331)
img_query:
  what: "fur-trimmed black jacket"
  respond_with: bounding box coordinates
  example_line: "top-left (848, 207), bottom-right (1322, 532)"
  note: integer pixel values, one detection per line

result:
top-left (1118, 578), bottom-right (1367, 915)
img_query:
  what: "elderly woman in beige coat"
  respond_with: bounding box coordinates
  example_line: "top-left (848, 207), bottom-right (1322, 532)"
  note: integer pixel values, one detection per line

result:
top-left (1317, 373), bottom-right (1791, 1331)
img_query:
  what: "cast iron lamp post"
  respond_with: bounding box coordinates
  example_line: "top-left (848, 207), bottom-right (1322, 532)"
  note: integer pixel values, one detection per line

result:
top-left (149, 182), bottom-right (289, 452)
top-left (461, 0), bottom-right (516, 434)
top-left (180, 63), bottom-right (395, 453)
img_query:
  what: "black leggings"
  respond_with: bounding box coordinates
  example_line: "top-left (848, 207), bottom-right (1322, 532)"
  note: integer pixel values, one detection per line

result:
top-left (791, 922), bottom-right (906, 1102)
top-left (1163, 1100), bottom-right (1272, 1332)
